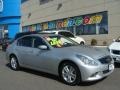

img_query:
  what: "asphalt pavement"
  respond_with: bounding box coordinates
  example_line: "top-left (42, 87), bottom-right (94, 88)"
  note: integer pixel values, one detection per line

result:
top-left (0, 50), bottom-right (120, 90)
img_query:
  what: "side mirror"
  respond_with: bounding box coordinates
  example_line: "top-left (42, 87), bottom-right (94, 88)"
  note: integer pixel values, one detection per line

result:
top-left (38, 45), bottom-right (48, 50)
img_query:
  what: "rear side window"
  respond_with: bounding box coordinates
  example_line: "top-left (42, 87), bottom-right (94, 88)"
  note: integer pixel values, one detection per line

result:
top-left (17, 36), bottom-right (32, 47)
top-left (58, 31), bottom-right (74, 37)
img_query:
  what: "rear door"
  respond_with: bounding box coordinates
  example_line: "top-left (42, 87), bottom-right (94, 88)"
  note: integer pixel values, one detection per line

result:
top-left (16, 36), bottom-right (33, 66)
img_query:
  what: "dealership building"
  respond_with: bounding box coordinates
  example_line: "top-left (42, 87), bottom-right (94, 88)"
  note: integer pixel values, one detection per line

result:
top-left (0, 0), bottom-right (21, 38)
top-left (21, 0), bottom-right (120, 45)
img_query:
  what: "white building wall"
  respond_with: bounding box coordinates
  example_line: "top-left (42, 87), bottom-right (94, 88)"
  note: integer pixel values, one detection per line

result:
top-left (21, 0), bottom-right (120, 45)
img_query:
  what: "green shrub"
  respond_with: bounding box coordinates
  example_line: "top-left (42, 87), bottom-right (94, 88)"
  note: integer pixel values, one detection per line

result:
top-left (91, 39), bottom-right (97, 46)
top-left (103, 41), bottom-right (107, 46)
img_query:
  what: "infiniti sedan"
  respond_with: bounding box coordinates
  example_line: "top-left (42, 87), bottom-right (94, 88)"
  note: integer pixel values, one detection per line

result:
top-left (6, 34), bottom-right (114, 86)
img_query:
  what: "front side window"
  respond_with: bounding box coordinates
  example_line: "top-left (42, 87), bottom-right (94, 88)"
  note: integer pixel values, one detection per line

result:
top-left (17, 36), bottom-right (32, 47)
top-left (33, 37), bottom-right (46, 48)
top-left (58, 32), bottom-right (74, 37)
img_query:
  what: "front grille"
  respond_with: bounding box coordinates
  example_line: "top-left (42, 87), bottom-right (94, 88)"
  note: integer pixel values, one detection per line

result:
top-left (112, 50), bottom-right (120, 55)
top-left (99, 56), bottom-right (112, 64)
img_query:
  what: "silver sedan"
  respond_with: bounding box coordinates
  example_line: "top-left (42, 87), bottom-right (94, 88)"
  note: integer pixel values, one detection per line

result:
top-left (6, 34), bottom-right (114, 86)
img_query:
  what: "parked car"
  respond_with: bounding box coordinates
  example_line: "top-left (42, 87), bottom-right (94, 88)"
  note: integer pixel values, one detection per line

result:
top-left (42, 30), bottom-right (85, 45)
top-left (109, 36), bottom-right (120, 63)
top-left (6, 34), bottom-right (114, 85)
top-left (14, 31), bottom-right (39, 40)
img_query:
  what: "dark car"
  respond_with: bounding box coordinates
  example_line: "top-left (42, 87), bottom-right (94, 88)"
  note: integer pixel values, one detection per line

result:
top-left (14, 31), bottom-right (40, 40)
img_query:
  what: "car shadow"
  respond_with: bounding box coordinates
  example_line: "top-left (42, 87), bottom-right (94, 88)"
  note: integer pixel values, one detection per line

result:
top-left (6, 63), bottom-right (61, 82)
top-left (6, 63), bottom-right (11, 69)
top-left (6, 63), bottom-right (107, 86)
top-left (21, 68), bottom-right (60, 81)
top-left (77, 77), bottom-right (106, 86)
top-left (114, 62), bottom-right (120, 68)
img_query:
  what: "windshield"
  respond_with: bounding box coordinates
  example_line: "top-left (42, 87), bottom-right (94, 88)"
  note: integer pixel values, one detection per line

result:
top-left (43, 35), bottom-right (79, 48)
top-left (58, 32), bottom-right (74, 37)
top-left (116, 36), bottom-right (120, 42)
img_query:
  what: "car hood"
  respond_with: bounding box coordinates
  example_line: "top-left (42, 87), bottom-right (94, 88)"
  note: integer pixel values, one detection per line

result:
top-left (109, 42), bottom-right (120, 50)
top-left (57, 45), bottom-right (109, 60)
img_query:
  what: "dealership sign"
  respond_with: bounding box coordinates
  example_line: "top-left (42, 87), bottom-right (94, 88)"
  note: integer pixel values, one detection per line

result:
top-left (0, 0), bottom-right (3, 12)
top-left (23, 11), bottom-right (108, 32)
top-left (41, 15), bottom-right (103, 30)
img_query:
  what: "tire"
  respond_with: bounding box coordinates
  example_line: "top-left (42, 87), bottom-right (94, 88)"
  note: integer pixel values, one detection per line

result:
top-left (59, 62), bottom-right (81, 86)
top-left (10, 56), bottom-right (20, 71)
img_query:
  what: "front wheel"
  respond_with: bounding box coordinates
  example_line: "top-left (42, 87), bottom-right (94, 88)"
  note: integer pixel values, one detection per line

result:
top-left (10, 56), bottom-right (20, 71)
top-left (59, 62), bottom-right (81, 86)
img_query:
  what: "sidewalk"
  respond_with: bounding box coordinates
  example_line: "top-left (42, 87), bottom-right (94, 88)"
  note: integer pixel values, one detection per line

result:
top-left (93, 46), bottom-right (108, 48)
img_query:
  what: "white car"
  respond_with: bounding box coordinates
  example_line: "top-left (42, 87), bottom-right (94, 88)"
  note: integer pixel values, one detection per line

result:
top-left (109, 36), bottom-right (120, 63)
top-left (42, 30), bottom-right (85, 45)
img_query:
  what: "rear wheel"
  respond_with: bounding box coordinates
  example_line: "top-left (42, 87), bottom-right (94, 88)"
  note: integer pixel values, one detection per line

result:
top-left (10, 56), bottom-right (20, 71)
top-left (80, 42), bottom-right (84, 45)
top-left (59, 62), bottom-right (81, 86)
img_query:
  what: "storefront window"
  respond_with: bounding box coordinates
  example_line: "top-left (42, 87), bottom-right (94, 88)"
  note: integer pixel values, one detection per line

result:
top-left (99, 24), bottom-right (108, 34)
top-left (22, 11), bottom-right (108, 35)
top-left (76, 25), bottom-right (84, 35)
top-left (83, 24), bottom-right (96, 35)
top-left (75, 11), bottom-right (108, 35)
top-left (39, 0), bottom-right (53, 5)
top-left (66, 26), bottom-right (74, 33)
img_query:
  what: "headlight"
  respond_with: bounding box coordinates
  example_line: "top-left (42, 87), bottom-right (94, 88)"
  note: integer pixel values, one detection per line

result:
top-left (76, 55), bottom-right (98, 66)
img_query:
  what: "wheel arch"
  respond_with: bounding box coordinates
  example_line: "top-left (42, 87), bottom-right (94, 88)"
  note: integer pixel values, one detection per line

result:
top-left (9, 53), bottom-right (18, 61)
top-left (80, 41), bottom-right (85, 45)
top-left (58, 60), bottom-right (80, 75)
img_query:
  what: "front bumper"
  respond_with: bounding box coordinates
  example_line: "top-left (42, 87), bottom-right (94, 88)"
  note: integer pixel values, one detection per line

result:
top-left (109, 49), bottom-right (120, 63)
top-left (77, 61), bottom-right (114, 82)
top-left (111, 54), bottom-right (120, 63)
